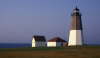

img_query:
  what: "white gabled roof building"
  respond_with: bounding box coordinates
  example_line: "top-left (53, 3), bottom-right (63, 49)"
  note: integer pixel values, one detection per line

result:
top-left (47, 37), bottom-right (66, 47)
top-left (32, 35), bottom-right (46, 47)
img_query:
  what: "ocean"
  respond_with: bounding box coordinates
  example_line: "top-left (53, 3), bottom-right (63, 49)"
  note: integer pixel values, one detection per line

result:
top-left (0, 43), bottom-right (31, 48)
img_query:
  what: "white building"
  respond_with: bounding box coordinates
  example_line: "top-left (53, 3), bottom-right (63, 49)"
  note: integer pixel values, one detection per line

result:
top-left (68, 7), bottom-right (83, 46)
top-left (47, 37), bottom-right (66, 47)
top-left (32, 35), bottom-right (46, 47)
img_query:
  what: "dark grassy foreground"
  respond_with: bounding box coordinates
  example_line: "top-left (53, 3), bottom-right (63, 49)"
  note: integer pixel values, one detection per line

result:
top-left (0, 46), bottom-right (100, 58)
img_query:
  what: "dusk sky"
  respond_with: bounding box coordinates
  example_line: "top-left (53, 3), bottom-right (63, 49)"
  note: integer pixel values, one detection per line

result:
top-left (0, 0), bottom-right (100, 44)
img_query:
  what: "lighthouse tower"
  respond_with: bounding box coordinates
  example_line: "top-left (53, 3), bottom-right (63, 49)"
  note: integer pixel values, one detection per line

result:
top-left (68, 7), bottom-right (83, 46)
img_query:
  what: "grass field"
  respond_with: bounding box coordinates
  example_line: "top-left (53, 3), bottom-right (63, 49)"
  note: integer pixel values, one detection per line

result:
top-left (0, 46), bottom-right (100, 58)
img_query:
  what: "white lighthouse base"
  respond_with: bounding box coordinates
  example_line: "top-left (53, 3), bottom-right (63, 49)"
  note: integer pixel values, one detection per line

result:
top-left (68, 30), bottom-right (83, 46)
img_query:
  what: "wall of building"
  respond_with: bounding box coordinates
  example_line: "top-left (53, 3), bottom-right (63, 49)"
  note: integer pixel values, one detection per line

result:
top-left (47, 42), bottom-right (64, 47)
top-left (47, 42), bottom-right (56, 47)
top-left (56, 42), bottom-right (63, 47)
top-left (68, 30), bottom-right (82, 46)
top-left (35, 42), bottom-right (46, 47)
top-left (32, 38), bottom-right (35, 47)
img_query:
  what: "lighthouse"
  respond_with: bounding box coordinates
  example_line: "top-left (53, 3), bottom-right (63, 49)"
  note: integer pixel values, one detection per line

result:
top-left (68, 7), bottom-right (83, 46)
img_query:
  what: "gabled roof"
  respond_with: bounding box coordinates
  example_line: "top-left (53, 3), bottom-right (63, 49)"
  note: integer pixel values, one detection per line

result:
top-left (48, 37), bottom-right (66, 42)
top-left (32, 35), bottom-right (46, 41)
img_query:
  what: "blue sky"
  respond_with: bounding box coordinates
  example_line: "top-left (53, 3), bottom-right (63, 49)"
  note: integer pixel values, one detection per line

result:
top-left (0, 0), bottom-right (100, 44)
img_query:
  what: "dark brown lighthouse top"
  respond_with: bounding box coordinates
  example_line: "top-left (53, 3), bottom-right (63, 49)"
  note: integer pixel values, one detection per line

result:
top-left (70, 7), bottom-right (82, 30)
